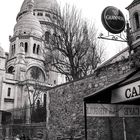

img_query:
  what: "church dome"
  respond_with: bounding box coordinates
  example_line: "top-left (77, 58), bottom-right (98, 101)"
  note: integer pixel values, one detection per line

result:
top-left (14, 12), bottom-right (43, 37)
top-left (20, 0), bottom-right (59, 13)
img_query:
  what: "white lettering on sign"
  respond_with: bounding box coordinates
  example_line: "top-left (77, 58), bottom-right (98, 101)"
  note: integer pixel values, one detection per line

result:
top-left (111, 81), bottom-right (140, 103)
top-left (87, 104), bottom-right (140, 117)
top-left (87, 104), bottom-right (116, 117)
top-left (105, 15), bottom-right (125, 21)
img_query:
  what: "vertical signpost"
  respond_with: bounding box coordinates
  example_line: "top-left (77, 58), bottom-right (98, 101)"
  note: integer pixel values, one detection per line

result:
top-left (123, 118), bottom-right (127, 140)
top-left (100, 6), bottom-right (128, 140)
top-left (85, 104), bottom-right (140, 140)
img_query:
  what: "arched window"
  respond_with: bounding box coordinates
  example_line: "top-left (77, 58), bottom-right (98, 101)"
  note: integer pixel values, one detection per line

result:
top-left (45, 31), bottom-right (50, 44)
top-left (11, 45), bottom-right (15, 56)
top-left (11, 45), bottom-right (14, 56)
top-left (37, 100), bottom-right (40, 108)
top-left (7, 66), bottom-right (14, 74)
top-left (25, 42), bottom-right (28, 53)
top-left (45, 13), bottom-right (50, 18)
top-left (27, 66), bottom-right (45, 82)
top-left (33, 44), bottom-right (36, 54)
top-left (43, 94), bottom-right (46, 108)
top-left (37, 12), bottom-right (43, 16)
top-left (37, 45), bottom-right (40, 54)
top-left (134, 12), bottom-right (140, 29)
top-left (20, 42), bottom-right (24, 47)
top-left (51, 33), bottom-right (56, 45)
top-left (13, 44), bottom-right (15, 55)
top-left (7, 88), bottom-right (11, 97)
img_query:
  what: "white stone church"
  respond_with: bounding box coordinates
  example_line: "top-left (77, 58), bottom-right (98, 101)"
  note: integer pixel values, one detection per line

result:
top-left (0, 0), bottom-right (65, 115)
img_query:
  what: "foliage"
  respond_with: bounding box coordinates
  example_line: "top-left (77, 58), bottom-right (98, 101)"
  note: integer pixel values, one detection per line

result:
top-left (24, 67), bottom-right (46, 123)
top-left (44, 5), bottom-right (104, 81)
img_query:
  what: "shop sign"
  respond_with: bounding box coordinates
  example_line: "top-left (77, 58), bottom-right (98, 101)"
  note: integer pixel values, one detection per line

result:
top-left (119, 105), bottom-right (140, 117)
top-left (101, 6), bottom-right (125, 34)
top-left (87, 104), bottom-right (116, 117)
top-left (87, 104), bottom-right (140, 117)
top-left (111, 80), bottom-right (140, 103)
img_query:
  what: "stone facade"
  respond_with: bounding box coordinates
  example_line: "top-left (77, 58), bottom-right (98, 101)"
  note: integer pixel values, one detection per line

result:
top-left (0, 0), bottom-right (65, 116)
top-left (1, 0), bottom-right (140, 139)
top-left (46, 58), bottom-right (140, 140)
top-left (0, 0), bottom-right (65, 138)
top-left (44, 1), bottom-right (140, 139)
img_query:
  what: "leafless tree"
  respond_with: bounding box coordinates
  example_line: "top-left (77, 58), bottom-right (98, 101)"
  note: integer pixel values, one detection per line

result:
top-left (44, 5), bottom-right (105, 81)
top-left (24, 67), bottom-right (46, 122)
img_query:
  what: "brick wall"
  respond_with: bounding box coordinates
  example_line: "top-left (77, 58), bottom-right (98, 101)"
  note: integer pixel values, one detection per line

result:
top-left (46, 59), bottom-right (140, 140)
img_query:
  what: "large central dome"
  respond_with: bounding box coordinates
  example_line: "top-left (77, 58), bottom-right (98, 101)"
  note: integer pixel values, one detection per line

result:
top-left (20, 0), bottom-right (59, 13)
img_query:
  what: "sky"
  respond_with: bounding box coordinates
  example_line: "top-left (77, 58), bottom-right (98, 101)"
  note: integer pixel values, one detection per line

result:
top-left (0, 0), bottom-right (133, 60)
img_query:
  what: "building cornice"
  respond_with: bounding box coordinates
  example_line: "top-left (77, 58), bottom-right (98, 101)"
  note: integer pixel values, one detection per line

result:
top-left (126, 0), bottom-right (140, 10)
top-left (10, 35), bottom-right (42, 43)
top-left (25, 56), bottom-right (44, 62)
top-left (16, 8), bottom-right (59, 21)
top-left (18, 79), bottom-right (52, 89)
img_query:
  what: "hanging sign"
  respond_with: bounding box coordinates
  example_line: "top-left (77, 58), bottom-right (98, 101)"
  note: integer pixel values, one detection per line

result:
top-left (111, 80), bottom-right (140, 103)
top-left (101, 6), bottom-right (125, 34)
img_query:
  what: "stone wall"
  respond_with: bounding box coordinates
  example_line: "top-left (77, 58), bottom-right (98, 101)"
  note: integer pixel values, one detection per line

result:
top-left (47, 59), bottom-right (140, 140)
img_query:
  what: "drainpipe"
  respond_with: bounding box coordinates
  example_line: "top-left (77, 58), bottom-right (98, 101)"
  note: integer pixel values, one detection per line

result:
top-left (123, 117), bottom-right (127, 140)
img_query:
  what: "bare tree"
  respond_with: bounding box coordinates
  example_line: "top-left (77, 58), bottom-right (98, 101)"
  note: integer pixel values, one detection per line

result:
top-left (44, 5), bottom-right (105, 81)
top-left (24, 67), bottom-right (46, 123)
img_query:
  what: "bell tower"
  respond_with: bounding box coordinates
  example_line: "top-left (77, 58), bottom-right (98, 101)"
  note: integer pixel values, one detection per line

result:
top-left (126, 0), bottom-right (140, 48)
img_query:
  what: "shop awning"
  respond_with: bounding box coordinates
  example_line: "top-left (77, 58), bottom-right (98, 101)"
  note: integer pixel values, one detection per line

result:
top-left (84, 69), bottom-right (139, 104)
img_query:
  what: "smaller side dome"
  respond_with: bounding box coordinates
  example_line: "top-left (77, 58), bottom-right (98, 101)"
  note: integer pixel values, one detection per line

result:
top-left (14, 0), bottom-right (42, 38)
top-left (14, 12), bottom-right (43, 37)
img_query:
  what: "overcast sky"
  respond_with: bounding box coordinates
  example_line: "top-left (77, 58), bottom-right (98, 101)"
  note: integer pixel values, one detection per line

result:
top-left (0, 0), bottom-right (133, 59)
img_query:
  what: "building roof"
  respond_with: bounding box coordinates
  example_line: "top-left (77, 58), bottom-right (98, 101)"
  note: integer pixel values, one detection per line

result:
top-left (84, 69), bottom-right (137, 103)
top-left (20, 0), bottom-right (59, 13)
top-left (14, 12), bottom-right (43, 37)
top-left (97, 47), bottom-right (129, 69)
top-left (126, 0), bottom-right (140, 10)
top-left (14, 0), bottom-right (43, 38)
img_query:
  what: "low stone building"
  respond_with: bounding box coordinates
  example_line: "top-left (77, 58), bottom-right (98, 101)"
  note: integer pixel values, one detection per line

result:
top-left (46, 54), bottom-right (133, 140)
top-left (1, 0), bottom-right (140, 139)
top-left (45, 0), bottom-right (140, 140)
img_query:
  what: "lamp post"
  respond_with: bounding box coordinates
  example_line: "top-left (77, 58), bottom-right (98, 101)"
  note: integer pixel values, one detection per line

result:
top-left (122, 118), bottom-right (127, 140)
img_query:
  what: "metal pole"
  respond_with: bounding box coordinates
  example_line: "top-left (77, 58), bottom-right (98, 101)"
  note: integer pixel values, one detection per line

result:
top-left (122, 117), bottom-right (127, 140)
top-left (84, 101), bottom-right (87, 140)
top-left (108, 118), bottom-right (113, 140)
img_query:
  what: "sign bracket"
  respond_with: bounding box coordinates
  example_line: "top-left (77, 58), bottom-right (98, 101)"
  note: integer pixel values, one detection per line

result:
top-left (98, 32), bottom-right (127, 42)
